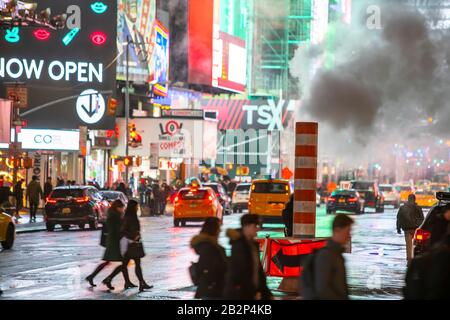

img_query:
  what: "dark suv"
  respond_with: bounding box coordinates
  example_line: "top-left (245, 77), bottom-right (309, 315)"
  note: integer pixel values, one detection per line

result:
top-left (44, 186), bottom-right (109, 231)
top-left (413, 192), bottom-right (450, 257)
top-left (350, 180), bottom-right (384, 213)
top-left (202, 183), bottom-right (232, 215)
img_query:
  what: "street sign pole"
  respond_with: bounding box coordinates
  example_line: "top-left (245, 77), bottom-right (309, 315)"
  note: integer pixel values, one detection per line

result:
top-left (124, 36), bottom-right (130, 184)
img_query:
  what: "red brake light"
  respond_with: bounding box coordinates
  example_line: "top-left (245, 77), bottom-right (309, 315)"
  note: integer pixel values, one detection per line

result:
top-left (46, 198), bottom-right (57, 204)
top-left (174, 196), bottom-right (179, 203)
top-left (327, 197), bottom-right (335, 202)
top-left (208, 195), bottom-right (213, 201)
top-left (415, 229), bottom-right (431, 242)
top-left (348, 197), bottom-right (358, 202)
top-left (75, 196), bottom-right (90, 203)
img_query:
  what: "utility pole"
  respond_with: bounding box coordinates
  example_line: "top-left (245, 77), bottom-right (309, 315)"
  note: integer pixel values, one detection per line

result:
top-left (124, 36), bottom-right (130, 184)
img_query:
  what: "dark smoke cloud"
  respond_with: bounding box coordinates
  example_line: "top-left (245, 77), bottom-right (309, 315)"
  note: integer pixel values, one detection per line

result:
top-left (291, 0), bottom-right (450, 166)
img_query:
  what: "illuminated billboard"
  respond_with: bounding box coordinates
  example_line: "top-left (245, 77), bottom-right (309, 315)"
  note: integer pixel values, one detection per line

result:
top-left (150, 21), bottom-right (170, 96)
top-left (0, 0), bottom-right (117, 130)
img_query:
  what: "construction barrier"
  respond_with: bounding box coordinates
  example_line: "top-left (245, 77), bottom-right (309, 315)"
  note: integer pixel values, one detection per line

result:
top-left (257, 237), bottom-right (326, 277)
top-left (294, 122), bottom-right (318, 238)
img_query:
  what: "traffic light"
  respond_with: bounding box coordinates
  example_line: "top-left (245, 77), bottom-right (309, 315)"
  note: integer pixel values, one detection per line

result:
top-left (107, 97), bottom-right (118, 116)
top-left (124, 156), bottom-right (133, 167)
top-left (135, 156), bottom-right (142, 167)
top-left (241, 166), bottom-right (249, 176)
top-left (21, 157), bottom-right (33, 169)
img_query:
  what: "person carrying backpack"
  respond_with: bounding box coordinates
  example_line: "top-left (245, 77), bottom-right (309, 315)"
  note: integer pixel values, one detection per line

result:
top-left (300, 214), bottom-right (353, 300)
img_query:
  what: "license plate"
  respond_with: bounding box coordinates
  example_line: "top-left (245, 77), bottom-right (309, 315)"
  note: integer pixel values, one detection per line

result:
top-left (189, 204), bottom-right (197, 208)
top-left (339, 199), bottom-right (345, 203)
top-left (62, 208), bottom-right (71, 214)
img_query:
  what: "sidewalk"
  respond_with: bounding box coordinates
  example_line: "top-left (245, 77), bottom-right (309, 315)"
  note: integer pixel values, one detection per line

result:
top-left (13, 210), bottom-right (47, 234)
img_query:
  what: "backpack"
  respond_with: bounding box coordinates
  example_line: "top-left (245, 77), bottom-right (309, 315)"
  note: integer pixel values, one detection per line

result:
top-left (300, 248), bottom-right (323, 299)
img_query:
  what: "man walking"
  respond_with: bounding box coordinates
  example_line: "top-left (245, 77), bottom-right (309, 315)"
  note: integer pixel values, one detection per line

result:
top-left (43, 177), bottom-right (53, 200)
top-left (396, 194), bottom-right (424, 264)
top-left (223, 214), bottom-right (273, 300)
top-left (301, 214), bottom-right (353, 300)
top-left (13, 179), bottom-right (24, 222)
top-left (26, 176), bottom-right (43, 223)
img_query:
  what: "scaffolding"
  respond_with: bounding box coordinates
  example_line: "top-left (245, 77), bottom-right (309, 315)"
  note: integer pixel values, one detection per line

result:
top-left (249, 0), bottom-right (313, 98)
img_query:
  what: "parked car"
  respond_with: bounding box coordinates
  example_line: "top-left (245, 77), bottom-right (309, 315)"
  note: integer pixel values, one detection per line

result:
top-left (202, 183), bottom-right (232, 215)
top-left (44, 186), bottom-right (110, 231)
top-left (232, 183), bottom-right (251, 213)
top-left (413, 192), bottom-right (450, 257)
top-left (326, 189), bottom-right (365, 214)
top-left (350, 180), bottom-right (384, 213)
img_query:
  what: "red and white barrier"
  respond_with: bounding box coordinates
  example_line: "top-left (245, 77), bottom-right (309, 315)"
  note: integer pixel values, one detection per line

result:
top-left (294, 122), bottom-right (318, 239)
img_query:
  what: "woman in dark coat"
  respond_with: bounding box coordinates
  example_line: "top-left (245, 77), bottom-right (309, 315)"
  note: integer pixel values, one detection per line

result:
top-left (85, 200), bottom-right (125, 289)
top-left (190, 217), bottom-right (227, 299)
top-left (117, 200), bottom-right (153, 292)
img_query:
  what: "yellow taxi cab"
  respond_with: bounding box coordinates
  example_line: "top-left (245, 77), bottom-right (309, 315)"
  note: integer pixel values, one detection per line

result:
top-left (395, 184), bottom-right (415, 204)
top-left (173, 187), bottom-right (223, 227)
top-left (414, 190), bottom-right (438, 208)
top-left (0, 209), bottom-right (15, 249)
top-left (248, 179), bottom-right (292, 226)
top-left (429, 183), bottom-right (448, 193)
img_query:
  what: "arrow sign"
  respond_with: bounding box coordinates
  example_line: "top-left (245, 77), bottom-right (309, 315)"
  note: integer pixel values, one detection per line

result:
top-left (271, 249), bottom-right (310, 273)
top-left (76, 89), bottom-right (106, 124)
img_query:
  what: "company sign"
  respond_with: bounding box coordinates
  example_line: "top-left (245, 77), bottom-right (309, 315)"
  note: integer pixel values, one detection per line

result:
top-left (201, 99), bottom-right (298, 130)
top-left (0, 0), bottom-right (117, 130)
top-left (17, 129), bottom-right (80, 151)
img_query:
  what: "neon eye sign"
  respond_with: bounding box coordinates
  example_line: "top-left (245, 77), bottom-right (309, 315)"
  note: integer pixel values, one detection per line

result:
top-left (90, 31), bottom-right (107, 46)
top-left (5, 27), bottom-right (20, 43)
top-left (90, 2), bottom-right (108, 14)
top-left (62, 28), bottom-right (80, 46)
top-left (33, 29), bottom-right (51, 41)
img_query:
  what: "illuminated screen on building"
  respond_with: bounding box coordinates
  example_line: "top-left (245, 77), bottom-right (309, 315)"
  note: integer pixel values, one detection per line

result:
top-left (0, 0), bottom-right (117, 130)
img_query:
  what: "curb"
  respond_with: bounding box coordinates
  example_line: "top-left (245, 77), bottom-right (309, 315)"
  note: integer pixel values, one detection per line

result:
top-left (16, 228), bottom-right (47, 234)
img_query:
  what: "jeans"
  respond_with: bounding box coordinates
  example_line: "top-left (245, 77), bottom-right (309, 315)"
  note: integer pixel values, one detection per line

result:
top-left (29, 201), bottom-right (39, 221)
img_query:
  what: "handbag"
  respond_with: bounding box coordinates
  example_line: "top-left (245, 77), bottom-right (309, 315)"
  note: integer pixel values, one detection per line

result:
top-left (189, 262), bottom-right (199, 286)
top-left (100, 224), bottom-right (108, 248)
top-left (126, 240), bottom-right (146, 259)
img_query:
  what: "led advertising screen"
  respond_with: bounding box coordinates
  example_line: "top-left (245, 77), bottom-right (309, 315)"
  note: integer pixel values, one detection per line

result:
top-left (116, 0), bottom-right (156, 82)
top-left (150, 20), bottom-right (169, 96)
top-left (0, 0), bottom-right (117, 130)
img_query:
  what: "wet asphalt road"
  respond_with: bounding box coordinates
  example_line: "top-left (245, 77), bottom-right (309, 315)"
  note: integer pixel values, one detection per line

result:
top-left (0, 206), bottom-right (424, 300)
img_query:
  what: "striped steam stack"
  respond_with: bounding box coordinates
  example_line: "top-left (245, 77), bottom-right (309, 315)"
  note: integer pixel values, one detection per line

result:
top-left (293, 122), bottom-right (318, 239)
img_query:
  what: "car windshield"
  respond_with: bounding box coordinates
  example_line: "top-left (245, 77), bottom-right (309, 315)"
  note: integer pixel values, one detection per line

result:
top-left (331, 190), bottom-right (356, 197)
top-left (100, 192), bottom-right (120, 200)
top-left (430, 185), bottom-right (447, 191)
top-left (399, 186), bottom-right (412, 191)
top-left (236, 185), bottom-right (251, 193)
top-left (351, 182), bottom-right (374, 191)
top-left (415, 190), bottom-right (434, 195)
top-left (50, 189), bottom-right (84, 198)
top-left (203, 184), bottom-right (219, 193)
top-left (179, 189), bottom-right (208, 200)
top-left (380, 186), bottom-right (393, 192)
top-left (252, 182), bottom-right (288, 194)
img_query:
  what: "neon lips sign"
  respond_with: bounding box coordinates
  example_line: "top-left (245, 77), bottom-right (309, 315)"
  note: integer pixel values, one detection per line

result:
top-left (33, 29), bottom-right (51, 41)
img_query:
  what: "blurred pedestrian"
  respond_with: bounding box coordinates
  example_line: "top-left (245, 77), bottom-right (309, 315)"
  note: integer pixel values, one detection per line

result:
top-left (397, 194), bottom-right (424, 264)
top-left (300, 214), bottom-right (353, 300)
top-left (159, 183), bottom-right (171, 215)
top-left (152, 182), bottom-right (160, 216)
top-left (108, 200), bottom-right (153, 292)
top-left (43, 177), bottom-right (53, 200)
top-left (429, 204), bottom-right (450, 246)
top-left (26, 176), bottom-right (43, 223)
top-left (190, 217), bottom-right (227, 299)
top-left (13, 179), bottom-right (24, 221)
top-left (404, 231), bottom-right (450, 299)
top-left (223, 214), bottom-right (272, 300)
top-left (282, 193), bottom-right (294, 237)
top-left (85, 200), bottom-right (126, 289)
top-left (56, 177), bottom-right (65, 187)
